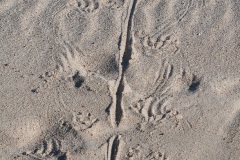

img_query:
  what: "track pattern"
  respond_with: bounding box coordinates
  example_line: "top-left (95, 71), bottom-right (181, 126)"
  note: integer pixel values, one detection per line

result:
top-left (30, 0), bottom-right (188, 159)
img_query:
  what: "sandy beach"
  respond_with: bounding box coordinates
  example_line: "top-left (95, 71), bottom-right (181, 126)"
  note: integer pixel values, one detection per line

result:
top-left (0, 0), bottom-right (240, 159)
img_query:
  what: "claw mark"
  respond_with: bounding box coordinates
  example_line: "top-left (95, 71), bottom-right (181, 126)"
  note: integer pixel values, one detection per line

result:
top-left (57, 40), bottom-right (87, 80)
top-left (21, 138), bottom-right (66, 159)
top-left (109, 0), bottom-right (138, 127)
top-left (150, 60), bottom-right (174, 97)
top-left (54, 40), bottom-right (109, 85)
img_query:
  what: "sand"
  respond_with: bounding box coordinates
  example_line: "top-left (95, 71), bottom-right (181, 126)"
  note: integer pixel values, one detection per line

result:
top-left (0, 0), bottom-right (240, 159)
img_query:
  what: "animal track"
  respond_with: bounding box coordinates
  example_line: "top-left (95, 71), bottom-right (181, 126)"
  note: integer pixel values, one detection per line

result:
top-left (52, 0), bottom-right (201, 159)
top-left (126, 145), bottom-right (166, 160)
top-left (133, 31), bottom-right (180, 57)
top-left (180, 69), bottom-right (202, 93)
top-left (133, 0), bottom-right (194, 57)
top-left (5, 0), bottom-right (235, 160)
top-left (126, 146), bottom-right (142, 160)
top-left (56, 40), bottom-right (87, 80)
top-left (21, 138), bottom-right (67, 159)
top-left (142, 34), bottom-right (179, 55)
top-left (20, 121), bottom-right (83, 160)
top-left (108, 0), bottom-right (138, 127)
top-left (150, 60), bottom-right (174, 97)
top-left (32, 42), bottom-right (89, 92)
top-left (131, 96), bottom-right (175, 129)
top-left (67, 0), bottom-right (99, 13)
top-left (55, 40), bottom-right (110, 86)
top-left (104, 0), bottom-right (124, 9)
top-left (128, 60), bottom-right (187, 129)
top-left (72, 112), bottom-right (99, 131)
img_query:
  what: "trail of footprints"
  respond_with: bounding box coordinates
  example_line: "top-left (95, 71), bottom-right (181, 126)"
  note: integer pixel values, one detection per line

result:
top-left (26, 0), bottom-right (205, 159)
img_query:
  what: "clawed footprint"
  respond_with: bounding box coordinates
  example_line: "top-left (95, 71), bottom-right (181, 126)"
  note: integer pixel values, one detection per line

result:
top-left (143, 34), bottom-right (179, 55)
top-left (57, 40), bottom-right (87, 80)
top-left (131, 96), bottom-right (170, 126)
top-left (68, 0), bottom-right (99, 13)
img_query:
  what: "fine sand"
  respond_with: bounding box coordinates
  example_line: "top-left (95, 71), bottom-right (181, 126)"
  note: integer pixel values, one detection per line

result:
top-left (0, 0), bottom-right (240, 159)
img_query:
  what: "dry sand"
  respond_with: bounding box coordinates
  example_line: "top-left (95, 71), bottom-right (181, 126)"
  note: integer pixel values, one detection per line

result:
top-left (0, 0), bottom-right (240, 159)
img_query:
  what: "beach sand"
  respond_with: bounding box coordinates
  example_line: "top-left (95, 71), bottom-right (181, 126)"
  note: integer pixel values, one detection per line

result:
top-left (0, 0), bottom-right (240, 159)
